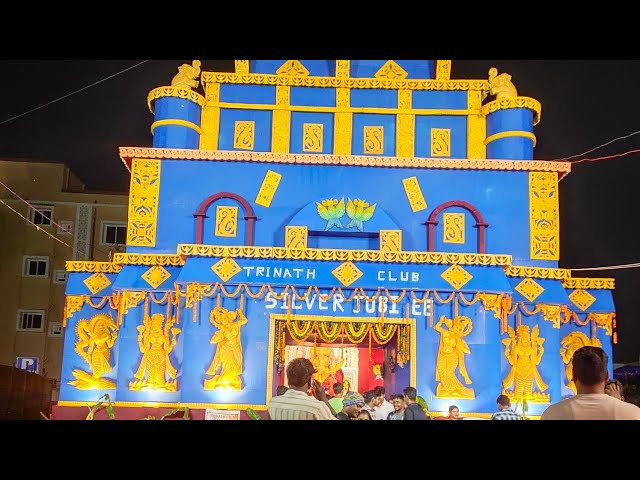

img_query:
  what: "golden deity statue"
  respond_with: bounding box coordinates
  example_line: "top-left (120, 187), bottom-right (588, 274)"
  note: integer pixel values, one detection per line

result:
top-left (68, 314), bottom-right (118, 390)
top-left (502, 324), bottom-right (549, 402)
top-left (204, 306), bottom-right (248, 390)
top-left (311, 347), bottom-right (344, 396)
top-left (560, 331), bottom-right (602, 395)
top-left (170, 60), bottom-right (202, 90)
top-left (129, 312), bottom-right (181, 392)
top-left (488, 67), bottom-right (518, 99)
top-left (434, 315), bottom-right (475, 399)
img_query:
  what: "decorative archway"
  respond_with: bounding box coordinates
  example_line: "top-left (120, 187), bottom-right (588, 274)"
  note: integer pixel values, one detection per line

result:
top-left (193, 192), bottom-right (257, 245)
top-left (424, 200), bottom-right (488, 253)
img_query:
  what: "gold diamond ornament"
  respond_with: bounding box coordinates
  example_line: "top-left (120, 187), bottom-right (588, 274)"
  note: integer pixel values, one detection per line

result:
top-left (212, 257), bottom-right (242, 282)
top-left (141, 266), bottom-right (171, 288)
top-left (332, 261), bottom-right (363, 287)
top-left (569, 289), bottom-right (596, 311)
top-left (83, 272), bottom-right (112, 295)
top-left (441, 265), bottom-right (472, 290)
top-left (515, 278), bottom-right (544, 302)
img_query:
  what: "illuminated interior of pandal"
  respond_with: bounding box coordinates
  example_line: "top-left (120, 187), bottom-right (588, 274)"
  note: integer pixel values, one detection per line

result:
top-left (56, 60), bottom-right (616, 419)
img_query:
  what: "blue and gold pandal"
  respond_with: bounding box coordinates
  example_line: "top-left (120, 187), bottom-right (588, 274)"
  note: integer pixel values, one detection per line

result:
top-left (57, 60), bottom-right (616, 419)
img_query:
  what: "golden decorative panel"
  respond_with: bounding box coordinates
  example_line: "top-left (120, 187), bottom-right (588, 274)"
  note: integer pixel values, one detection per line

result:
top-left (562, 278), bottom-right (615, 290)
top-left (285, 226), bottom-right (308, 249)
top-left (235, 60), bottom-right (249, 74)
top-left (120, 147), bottom-right (573, 175)
top-left (431, 128), bottom-right (451, 157)
top-left (515, 277), bottom-right (544, 302)
top-left (396, 90), bottom-right (414, 157)
top-left (502, 324), bottom-right (550, 403)
top-left (303, 123), bottom-right (324, 152)
top-left (505, 266), bottom-right (570, 280)
top-left (364, 126), bottom-right (384, 155)
top-left (332, 261), bottom-right (363, 287)
top-left (113, 253), bottom-right (185, 266)
top-left (481, 96), bottom-right (542, 125)
top-left (146, 87), bottom-right (205, 114)
top-left (127, 159), bottom-right (160, 247)
top-left (529, 172), bottom-right (559, 260)
top-left (212, 257), bottom-right (242, 282)
top-left (538, 304), bottom-right (563, 329)
top-left (569, 289), bottom-right (596, 311)
top-left (467, 91), bottom-right (486, 159)
top-left (402, 176), bottom-right (428, 213)
top-left (66, 261), bottom-right (122, 273)
top-left (69, 314), bottom-right (118, 390)
top-left (204, 307), bottom-right (248, 390)
top-left (234, 121), bottom-right (255, 150)
top-left (435, 60), bottom-right (452, 80)
top-left (178, 244), bottom-right (513, 266)
top-left (336, 60), bottom-right (350, 78)
top-left (272, 109), bottom-right (291, 154)
top-left (375, 60), bottom-right (408, 79)
top-left (64, 295), bottom-right (88, 324)
top-left (434, 314), bottom-right (475, 399)
top-left (276, 60), bottom-right (309, 77)
top-left (333, 89), bottom-right (352, 155)
top-left (199, 105), bottom-right (220, 150)
top-left (255, 170), bottom-right (282, 208)
top-left (141, 266), bottom-right (171, 289)
top-left (441, 265), bottom-right (472, 290)
top-left (443, 213), bottom-right (465, 244)
top-left (83, 273), bottom-right (112, 295)
top-left (215, 206), bottom-right (238, 238)
top-left (380, 230), bottom-right (402, 252)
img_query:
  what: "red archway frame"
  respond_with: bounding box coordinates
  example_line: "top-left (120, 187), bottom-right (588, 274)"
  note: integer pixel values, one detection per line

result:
top-left (424, 200), bottom-right (488, 254)
top-left (193, 192), bottom-right (257, 245)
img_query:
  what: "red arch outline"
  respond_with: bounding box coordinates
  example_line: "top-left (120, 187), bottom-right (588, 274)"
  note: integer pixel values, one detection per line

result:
top-left (193, 192), bottom-right (257, 245)
top-left (424, 200), bottom-right (488, 253)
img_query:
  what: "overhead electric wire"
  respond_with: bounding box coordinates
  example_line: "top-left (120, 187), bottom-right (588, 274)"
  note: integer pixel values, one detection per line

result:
top-left (0, 60), bottom-right (149, 127)
top-left (0, 199), bottom-right (71, 248)
top-left (570, 263), bottom-right (640, 272)
top-left (554, 129), bottom-right (640, 162)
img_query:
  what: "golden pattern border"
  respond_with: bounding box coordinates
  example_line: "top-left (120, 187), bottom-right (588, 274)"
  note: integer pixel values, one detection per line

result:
top-left (481, 96), bottom-right (542, 125)
top-left (485, 131), bottom-right (537, 147)
top-left (177, 244), bottom-right (512, 266)
top-left (112, 253), bottom-right (185, 266)
top-left (147, 86), bottom-right (206, 113)
top-left (201, 72), bottom-right (489, 92)
top-left (57, 401), bottom-right (267, 411)
top-left (562, 278), bottom-right (615, 290)
top-left (119, 148), bottom-right (572, 175)
top-left (505, 266), bottom-right (571, 280)
top-left (66, 261), bottom-right (122, 273)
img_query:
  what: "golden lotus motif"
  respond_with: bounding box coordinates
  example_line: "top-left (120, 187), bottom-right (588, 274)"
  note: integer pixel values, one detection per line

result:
top-left (141, 266), bottom-right (171, 289)
top-left (212, 257), bottom-right (242, 282)
top-left (441, 265), bottom-right (472, 290)
top-left (332, 261), bottom-right (363, 287)
top-left (515, 278), bottom-right (544, 302)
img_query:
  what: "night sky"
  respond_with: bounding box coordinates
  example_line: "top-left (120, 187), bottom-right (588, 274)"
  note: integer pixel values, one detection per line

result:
top-left (1, 60), bottom-right (638, 363)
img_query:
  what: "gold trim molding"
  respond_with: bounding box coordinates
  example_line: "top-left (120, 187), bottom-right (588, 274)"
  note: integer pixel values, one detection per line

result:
top-left (119, 148), bottom-right (572, 176)
top-left (485, 131), bottom-right (537, 147)
top-left (562, 278), bottom-right (615, 290)
top-left (57, 400), bottom-right (267, 411)
top-left (112, 253), bottom-right (185, 266)
top-left (505, 266), bottom-right (570, 280)
top-left (201, 72), bottom-right (489, 92)
top-left (150, 119), bottom-right (202, 135)
top-left (177, 244), bottom-right (512, 266)
top-left (481, 96), bottom-right (542, 125)
top-left (66, 261), bottom-right (122, 273)
top-left (147, 87), bottom-right (206, 113)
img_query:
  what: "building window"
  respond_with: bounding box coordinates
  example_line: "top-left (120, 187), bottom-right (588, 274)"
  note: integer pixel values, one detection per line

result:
top-left (57, 220), bottom-right (73, 235)
top-left (23, 256), bottom-right (49, 277)
top-left (101, 222), bottom-right (127, 246)
top-left (29, 205), bottom-right (54, 226)
top-left (17, 310), bottom-right (45, 332)
top-left (48, 322), bottom-right (63, 337)
top-left (53, 270), bottom-right (68, 284)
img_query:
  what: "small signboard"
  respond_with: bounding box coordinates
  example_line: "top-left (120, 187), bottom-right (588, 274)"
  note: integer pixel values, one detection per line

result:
top-left (204, 408), bottom-right (241, 420)
top-left (16, 357), bottom-right (39, 374)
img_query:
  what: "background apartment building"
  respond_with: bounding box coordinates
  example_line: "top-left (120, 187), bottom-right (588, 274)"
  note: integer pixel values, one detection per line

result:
top-left (0, 158), bottom-right (127, 400)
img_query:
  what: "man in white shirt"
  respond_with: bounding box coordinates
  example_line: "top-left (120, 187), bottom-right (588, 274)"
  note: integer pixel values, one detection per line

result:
top-left (541, 346), bottom-right (640, 420)
top-left (373, 386), bottom-right (395, 420)
top-left (268, 358), bottom-right (337, 420)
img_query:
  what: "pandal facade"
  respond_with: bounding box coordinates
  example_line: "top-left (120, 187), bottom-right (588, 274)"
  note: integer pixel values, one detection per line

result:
top-left (57, 60), bottom-right (616, 419)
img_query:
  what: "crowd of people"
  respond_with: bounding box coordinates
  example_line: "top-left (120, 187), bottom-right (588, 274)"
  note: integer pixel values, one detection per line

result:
top-left (265, 346), bottom-right (640, 420)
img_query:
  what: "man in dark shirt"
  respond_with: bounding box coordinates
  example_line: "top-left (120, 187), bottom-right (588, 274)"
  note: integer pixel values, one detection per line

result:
top-left (403, 386), bottom-right (430, 420)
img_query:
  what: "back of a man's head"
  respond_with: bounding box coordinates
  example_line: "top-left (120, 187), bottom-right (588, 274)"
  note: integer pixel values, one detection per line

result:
top-left (286, 358), bottom-right (315, 388)
top-left (572, 346), bottom-right (609, 388)
top-left (496, 394), bottom-right (511, 408)
top-left (373, 386), bottom-right (385, 397)
top-left (333, 382), bottom-right (343, 396)
top-left (403, 386), bottom-right (417, 401)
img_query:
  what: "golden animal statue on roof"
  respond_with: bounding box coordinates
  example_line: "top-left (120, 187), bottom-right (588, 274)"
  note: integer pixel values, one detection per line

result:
top-left (488, 67), bottom-right (518, 99)
top-left (68, 313), bottom-right (118, 390)
top-left (129, 312), bottom-right (181, 392)
top-left (204, 306), bottom-right (248, 390)
top-left (171, 60), bottom-right (202, 90)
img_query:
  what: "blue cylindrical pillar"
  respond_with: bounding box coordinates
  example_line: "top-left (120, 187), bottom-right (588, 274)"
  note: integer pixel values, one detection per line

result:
top-left (483, 97), bottom-right (541, 160)
top-left (148, 88), bottom-right (205, 149)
